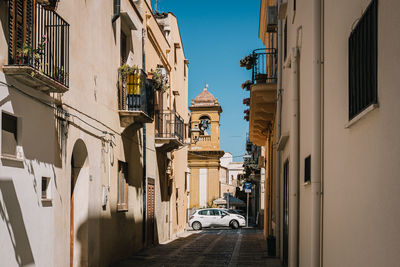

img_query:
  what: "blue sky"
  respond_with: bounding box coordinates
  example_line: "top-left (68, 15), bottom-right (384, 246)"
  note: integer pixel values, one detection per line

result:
top-left (153, 0), bottom-right (264, 161)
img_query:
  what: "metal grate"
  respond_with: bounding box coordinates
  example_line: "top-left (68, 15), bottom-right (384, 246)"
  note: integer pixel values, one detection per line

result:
top-left (348, 0), bottom-right (378, 120)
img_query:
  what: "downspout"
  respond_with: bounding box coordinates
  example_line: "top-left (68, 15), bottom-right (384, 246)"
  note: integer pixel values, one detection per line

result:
top-left (142, 27), bottom-right (147, 245)
top-left (311, 0), bottom-right (322, 266)
top-left (112, 0), bottom-right (121, 23)
top-left (289, 46), bottom-right (299, 267)
top-left (275, 0), bottom-right (283, 259)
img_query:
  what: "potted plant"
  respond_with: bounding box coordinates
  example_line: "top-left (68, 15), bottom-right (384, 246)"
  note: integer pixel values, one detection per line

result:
top-left (149, 67), bottom-right (169, 92)
top-left (54, 66), bottom-right (65, 83)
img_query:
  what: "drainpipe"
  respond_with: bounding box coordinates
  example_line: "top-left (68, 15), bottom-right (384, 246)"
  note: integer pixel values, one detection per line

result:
top-left (275, 0), bottom-right (283, 259)
top-left (289, 46), bottom-right (299, 267)
top-left (112, 0), bottom-right (121, 23)
top-left (311, 0), bottom-right (322, 266)
top-left (142, 27), bottom-right (147, 245)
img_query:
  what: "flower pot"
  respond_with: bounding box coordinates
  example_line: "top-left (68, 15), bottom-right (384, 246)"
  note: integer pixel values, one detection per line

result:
top-left (255, 74), bottom-right (268, 84)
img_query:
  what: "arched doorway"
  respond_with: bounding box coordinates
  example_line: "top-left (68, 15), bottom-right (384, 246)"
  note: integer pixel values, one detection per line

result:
top-left (70, 139), bottom-right (89, 267)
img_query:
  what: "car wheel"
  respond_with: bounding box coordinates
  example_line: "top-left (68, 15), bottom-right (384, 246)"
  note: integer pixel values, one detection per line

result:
top-left (192, 221), bottom-right (202, 230)
top-left (230, 220), bottom-right (239, 229)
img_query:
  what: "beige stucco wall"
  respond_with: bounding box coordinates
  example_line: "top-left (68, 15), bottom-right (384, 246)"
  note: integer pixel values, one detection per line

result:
top-left (274, 0), bottom-right (400, 266)
top-left (0, 0), bottom-right (189, 266)
top-left (322, 0), bottom-right (400, 266)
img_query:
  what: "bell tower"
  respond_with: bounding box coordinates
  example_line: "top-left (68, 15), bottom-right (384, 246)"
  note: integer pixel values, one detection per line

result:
top-left (188, 85), bottom-right (224, 208)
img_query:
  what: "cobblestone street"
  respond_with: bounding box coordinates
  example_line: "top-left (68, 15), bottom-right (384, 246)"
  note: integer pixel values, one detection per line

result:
top-left (112, 228), bottom-right (282, 267)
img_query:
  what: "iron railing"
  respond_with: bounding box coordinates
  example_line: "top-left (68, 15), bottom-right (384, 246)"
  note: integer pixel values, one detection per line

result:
top-left (8, 2), bottom-right (69, 87)
top-left (251, 48), bottom-right (277, 84)
top-left (118, 68), bottom-right (155, 119)
top-left (155, 110), bottom-right (184, 143)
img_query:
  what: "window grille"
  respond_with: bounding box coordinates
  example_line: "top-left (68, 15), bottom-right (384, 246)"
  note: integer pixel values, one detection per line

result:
top-left (348, 0), bottom-right (378, 120)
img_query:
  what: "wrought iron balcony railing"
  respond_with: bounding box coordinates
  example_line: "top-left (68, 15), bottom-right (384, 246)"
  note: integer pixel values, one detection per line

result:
top-left (118, 68), bottom-right (155, 120)
top-left (7, 1), bottom-right (69, 87)
top-left (155, 110), bottom-right (184, 143)
top-left (251, 48), bottom-right (277, 84)
top-left (240, 48), bottom-right (277, 84)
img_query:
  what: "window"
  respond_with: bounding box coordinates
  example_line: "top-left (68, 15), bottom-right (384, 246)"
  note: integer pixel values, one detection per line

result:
top-left (198, 210), bottom-right (208, 216)
top-left (348, 0), bottom-right (378, 120)
top-left (41, 177), bottom-right (51, 201)
top-left (209, 209), bottom-right (220, 216)
top-left (117, 161), bottom-right (129, 211)
top-left (304, 155), bottom-right (311, 183)
top-left (2, 112), bottom-right (18, 157)
top-left (199, 115), bottom-right (211, 136)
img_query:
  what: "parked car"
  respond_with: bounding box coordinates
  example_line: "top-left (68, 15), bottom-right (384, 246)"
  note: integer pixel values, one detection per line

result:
top-left (188, 208), bottom-right (246, 230)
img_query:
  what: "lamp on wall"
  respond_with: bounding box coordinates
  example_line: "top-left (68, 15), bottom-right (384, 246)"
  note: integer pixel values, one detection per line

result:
top-left (190, 126), bottom-right (201, 144)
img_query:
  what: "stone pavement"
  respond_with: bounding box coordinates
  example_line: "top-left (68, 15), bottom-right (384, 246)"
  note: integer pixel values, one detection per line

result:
top-left (111, 227), bottom-right (282, 267)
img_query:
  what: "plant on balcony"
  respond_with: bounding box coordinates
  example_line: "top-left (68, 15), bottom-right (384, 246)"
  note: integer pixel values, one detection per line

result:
top-left (118, 64), bottom-right (139, 77)
top-left (53, 66), bottom-right (66, 83)
top-left (149, 67), bottom-right (169, 92)
top-left (241, 80), bottom-right (253, 91)
top-left (243, 98), bottom-right (250, 106)
top-left (16, 35), bottom-right (47, 71)
top-left (239, 54), bottom-right (256, 70)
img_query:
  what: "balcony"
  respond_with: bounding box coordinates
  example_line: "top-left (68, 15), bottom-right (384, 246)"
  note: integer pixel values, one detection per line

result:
top-left (4, 2), bottom-right (69, 93)
top-left (118, 68), bottom-right (154, 127)
top-left (241, 48), bottom-right (277, 146)
top-left (155, 110), bottom-right (185, 152)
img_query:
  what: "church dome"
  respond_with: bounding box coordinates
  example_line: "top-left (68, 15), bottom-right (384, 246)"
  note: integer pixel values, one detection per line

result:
top-left (192, 85), bottom-right (219, 107)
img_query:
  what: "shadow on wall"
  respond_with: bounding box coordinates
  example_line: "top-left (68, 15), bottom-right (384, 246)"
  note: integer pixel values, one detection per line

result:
top-left (122, 123), bottom-right (143, 189)
top-left (156, 151), bottom-right (170, 202)
top-left (75, 212), bottom-right (162, 267)
top-left (0, 179), bottom-right (35, 266)
top-left (70, 123), bottom-right (156, 266)
top-left (4, 77), bottom-right (63, 169)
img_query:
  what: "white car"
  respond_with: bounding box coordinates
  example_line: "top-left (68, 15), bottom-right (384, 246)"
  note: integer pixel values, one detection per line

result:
top-left (188, 208), bottom-right (246, 230)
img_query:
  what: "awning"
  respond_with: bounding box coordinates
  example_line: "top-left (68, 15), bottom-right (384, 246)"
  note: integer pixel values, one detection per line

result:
top-left (213, 195), bottom-right (246, 207)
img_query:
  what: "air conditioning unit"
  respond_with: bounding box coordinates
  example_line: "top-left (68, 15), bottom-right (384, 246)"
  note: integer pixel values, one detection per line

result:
top-left (267, 6), bottom-right (278, 32)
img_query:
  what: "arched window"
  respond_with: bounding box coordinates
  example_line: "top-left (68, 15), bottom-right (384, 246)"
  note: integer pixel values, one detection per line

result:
top-left (199, 115), bottom-right (211, 135)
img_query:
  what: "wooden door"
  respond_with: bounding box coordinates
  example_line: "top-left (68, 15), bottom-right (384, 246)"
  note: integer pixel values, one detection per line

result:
top-left (147, 179), bottom-right (155, 245)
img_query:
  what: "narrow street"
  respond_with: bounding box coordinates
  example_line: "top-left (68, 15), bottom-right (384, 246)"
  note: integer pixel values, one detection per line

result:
top-left (112, 228), bottom-right (282, 267)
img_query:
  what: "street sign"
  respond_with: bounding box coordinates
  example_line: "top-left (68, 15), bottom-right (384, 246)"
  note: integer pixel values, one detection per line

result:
top-left (244, 182), bottom-right (252, 193)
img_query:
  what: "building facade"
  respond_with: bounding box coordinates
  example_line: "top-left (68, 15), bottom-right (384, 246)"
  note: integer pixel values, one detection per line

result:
top-left (188, 86), bottom-right (224, 208)
top-left (219, 152), bottom-right (243, 198)
top-left (0, 0), bottom-right (189, 266)
top-left (243, 0), bottom-right (400, 266)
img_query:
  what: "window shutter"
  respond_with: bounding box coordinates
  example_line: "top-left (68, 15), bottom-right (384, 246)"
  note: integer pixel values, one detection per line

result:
top-left (8, 0), bottom-right (35, 63)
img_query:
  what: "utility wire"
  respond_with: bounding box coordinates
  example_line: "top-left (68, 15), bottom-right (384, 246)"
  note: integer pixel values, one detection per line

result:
top-left (1, 81), bottom-right (247, 157)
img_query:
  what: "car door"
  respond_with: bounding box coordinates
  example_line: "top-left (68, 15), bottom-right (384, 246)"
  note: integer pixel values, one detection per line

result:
top-left (220, 211), bottom-right (232, 227)
top-left (197, 210), bottom-right (211, 227)
top-left (208, 209), bottom-right (221, 226)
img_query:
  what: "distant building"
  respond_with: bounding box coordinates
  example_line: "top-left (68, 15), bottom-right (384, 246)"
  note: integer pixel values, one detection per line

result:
top-left (188, 86), bottom-right (224, 208)
top-left (219, 152), bottom-right (243, 197)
